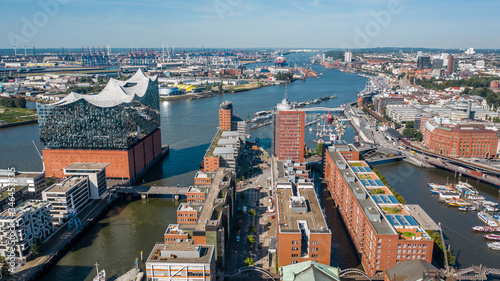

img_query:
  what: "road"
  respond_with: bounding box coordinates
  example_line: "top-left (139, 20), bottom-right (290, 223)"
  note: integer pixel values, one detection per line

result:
top-left (227, 147), bottom-right (277, 279)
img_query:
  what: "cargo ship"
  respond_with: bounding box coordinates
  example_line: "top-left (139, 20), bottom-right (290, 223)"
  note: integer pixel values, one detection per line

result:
top-left (274, 55), bottom-right (287, 66)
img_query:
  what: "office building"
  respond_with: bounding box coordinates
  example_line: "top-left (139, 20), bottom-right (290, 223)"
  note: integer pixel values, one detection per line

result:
top-left (37, 69), bottom-right (162, 180)
top-left (146, 240), bottom-right (215, 281)
top-left (272, 98), bottom-right (305, 163)
top-left (0, 200), bottom-right (54, 261)
top-left (373, 95), bottom-right (405, 114)
top-left (0, 169), bottom-right (46, 199)
top-left (64, 163), bottom-right (108, 199)
top-left (431, 59), bottom-right (443, 70)
top-left (344, 50), bottom-right (353, 63)
top-left (423, 118), bottom-right (498, 158)
top-left (417, 56), bottom-right (431, 70)
top-left (324, 146), bottom-right (434, 275)
top-left (42, 176), bottom-right (89, 219)
top-left (274, 159), bottom-right (331, 268)
top-left (0, 185), bottom-right (29, 212)
top-left (447, 55), bottom-right (456, 74)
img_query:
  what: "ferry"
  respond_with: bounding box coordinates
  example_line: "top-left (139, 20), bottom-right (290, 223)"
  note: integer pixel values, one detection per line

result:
top-left (487, 242), bottom-right (500, 250)
top-left (484, 234), bottom-right (500, 241)
top-left (478, 212), bottom-right (498, 226)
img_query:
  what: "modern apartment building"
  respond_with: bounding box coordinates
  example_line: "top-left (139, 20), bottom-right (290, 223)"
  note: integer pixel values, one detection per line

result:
top-left (0, 169), bottom-right (46, 199)
top-left (324, 146), bottom-right (434, 275)
top-left (0, 200), bottom-right (54, 261)
top-left (41, 176), bottom-right (89, 220)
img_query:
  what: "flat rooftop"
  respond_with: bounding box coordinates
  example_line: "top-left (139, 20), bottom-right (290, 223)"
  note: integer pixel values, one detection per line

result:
top-left (0, 170), bottom-right (43, 179)
top-left (329, 150), bottom-right (396, 235)
top-left (44, 176), bottom-right (86, 193)
top-left (276, 182), bottom-right (329, 233)
top-left (179, 168), bottom-right (231, 231)
top-left (221, 131), bottom-right (239, 137)
top-left (403, 205), bottom-right (440, 231)
top-left (64, 162), bottom-right (109, 171)
top-left (147, 242), bottom-right (214, 264)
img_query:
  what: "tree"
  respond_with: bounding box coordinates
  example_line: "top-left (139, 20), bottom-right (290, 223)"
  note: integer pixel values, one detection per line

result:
top-left (0, 97), bottom-right (15, 108)
top-left (403, 128), bottom-right (423, 141)
top-left (274, 72), bottom-right (293, 81)
top-left (15, 97), bottom-right (26, 108)
top-left (46, 177), bottom-right (56, 187)
top-left (315, 143), bottom-right (324, 155)
top-left (246, 235), bottom-right (255, 246)
top-left (244, 257), bottom-right (255, 266)
top-left (249, 208), bottom-right (256, 216)
top-left (405, 121), bottom-right (414, 129)
top-left (31, 238), bottom-right (43, 256)
top-left (247, 224), bottom-right (256, 233)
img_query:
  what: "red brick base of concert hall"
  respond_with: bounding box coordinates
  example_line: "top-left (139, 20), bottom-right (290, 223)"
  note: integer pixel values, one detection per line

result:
top-left (43, 129), bottom-right (162, 179)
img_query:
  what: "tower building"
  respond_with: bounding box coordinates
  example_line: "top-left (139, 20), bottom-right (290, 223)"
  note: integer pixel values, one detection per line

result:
top-left (272, 96), bottom-right (305, 163)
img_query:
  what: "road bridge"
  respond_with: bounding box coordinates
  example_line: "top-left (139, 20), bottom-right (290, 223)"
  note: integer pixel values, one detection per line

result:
top-left (112, 185), bottom-right (189, 199)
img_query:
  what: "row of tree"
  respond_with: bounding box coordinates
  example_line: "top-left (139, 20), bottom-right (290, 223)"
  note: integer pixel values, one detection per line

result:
top-left (0, 97), bottom-right (26, 108)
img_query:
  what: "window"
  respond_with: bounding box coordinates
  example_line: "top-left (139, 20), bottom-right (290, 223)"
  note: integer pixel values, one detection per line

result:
top-left (312, 247), bottom-right (318, 252)
top-left (312, 254), bottom-right (318, 258)
top-left (312, 241), bottom-right (319, 245)
top-left (292, 240), bottom-right (299, 245)
top-left (292, 254), bottom-right (299, 258)
top-left (292, 247), bottom-right (298, 251)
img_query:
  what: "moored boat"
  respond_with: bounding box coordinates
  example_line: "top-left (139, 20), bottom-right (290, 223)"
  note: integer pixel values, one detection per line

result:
top-left (484, 234), bottom-right (500, 241)
top-left (472, 226), bottom-right (500, 232)
top-left (458, 206), bottom-right (476, 211)
top-left (478, 212), bottom-right (498, 227)
top-left (487, 242), bottom-right (500, 250)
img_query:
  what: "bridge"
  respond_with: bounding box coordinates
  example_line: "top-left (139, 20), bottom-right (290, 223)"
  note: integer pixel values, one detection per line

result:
top-left (446, 265), bottom-right (500, 280)
top-left (112, 185), bottom-right (189, 199)
top-left (297, 106), bottom-right (345, 113)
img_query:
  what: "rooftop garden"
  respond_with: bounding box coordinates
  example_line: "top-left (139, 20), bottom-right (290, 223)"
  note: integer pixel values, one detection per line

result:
top-left (369, 188), bottom-right (385, 195)
top-left (382, 206), bottom-right (402, 214)
top-left (0, 186), bottom-right (25, 201)
top-left (204, 131), bottom-right (223, 158)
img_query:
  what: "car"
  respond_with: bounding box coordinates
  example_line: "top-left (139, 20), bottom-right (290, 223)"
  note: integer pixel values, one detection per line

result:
top-left (236, 236), bottom-right (240, 242)
top-left (258, 244), bottom-right (262, 249)
top-left (235, 243), bottom-right (239, 250)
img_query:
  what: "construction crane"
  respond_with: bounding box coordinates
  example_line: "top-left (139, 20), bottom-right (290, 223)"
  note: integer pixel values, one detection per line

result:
top-left (32, 140), bottom-right (45, 172)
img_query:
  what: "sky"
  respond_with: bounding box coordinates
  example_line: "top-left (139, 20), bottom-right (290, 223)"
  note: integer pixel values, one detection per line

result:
top-left (1, 0), bottom-right (499, 49)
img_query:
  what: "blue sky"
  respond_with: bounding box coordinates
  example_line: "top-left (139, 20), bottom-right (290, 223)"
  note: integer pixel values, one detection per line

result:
top-left (1, 0), bottom-right (499, 49)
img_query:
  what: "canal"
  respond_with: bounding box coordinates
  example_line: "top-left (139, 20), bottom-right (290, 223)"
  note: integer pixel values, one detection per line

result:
top-left (0, 52), bottom-right (499, 279)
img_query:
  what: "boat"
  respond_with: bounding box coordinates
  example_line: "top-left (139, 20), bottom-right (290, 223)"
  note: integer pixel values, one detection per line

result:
top-left (446, 199), bottom-right (471, 207)
top-left (478, 212), bottom-right (498, 226)
top-left (484, 234), bottom-right (500, 241)
top-left (458, 206), bottom-right (477, 211)
top-left (93, 263), bottom-right (106, 281)
top-left (487, 242), bottom-right (500, 250)
top-left (326, 111), bottom-right (333, 124)
top-left (484, 206), bottom-right (499, 212)
top-left (483, 201), bottom-right (499, 207)
top-left (455, 181), bottom-right (479, 196)
top-left (438, 192), bottom-right (460, 200)
top-left (472, 226), bottom-right (500, 232)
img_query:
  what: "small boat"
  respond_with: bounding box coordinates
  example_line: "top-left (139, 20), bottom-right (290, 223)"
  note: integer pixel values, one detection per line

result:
top-left (485, 234), bottom-right (500, 241)
top-left (458, 206), bottom-right (476, 211)
top-left (484, 206), bottom-right (499, 212)
top-left (487, 242), bottom-right (500, 250)
top-left (93, 263), bottom-right (106, 281)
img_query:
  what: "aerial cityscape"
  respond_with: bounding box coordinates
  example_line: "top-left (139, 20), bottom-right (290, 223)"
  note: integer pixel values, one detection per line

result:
top-left (1, 1), bottom-right (500, 281)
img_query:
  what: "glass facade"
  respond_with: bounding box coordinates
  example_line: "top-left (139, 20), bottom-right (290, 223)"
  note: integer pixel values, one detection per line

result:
top-left (37, 70), bottom-right (160, 150)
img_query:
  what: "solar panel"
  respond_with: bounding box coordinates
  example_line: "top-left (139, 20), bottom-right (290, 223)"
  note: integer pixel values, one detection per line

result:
top-left (405, 215), bottom-right (419, 226)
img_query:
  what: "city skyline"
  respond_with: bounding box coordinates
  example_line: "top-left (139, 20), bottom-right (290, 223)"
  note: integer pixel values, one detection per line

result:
top-left (1, 0), bottom-right (499, 49)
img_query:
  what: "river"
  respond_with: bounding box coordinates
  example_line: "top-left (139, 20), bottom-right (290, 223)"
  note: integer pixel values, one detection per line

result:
top-left (1, 53), bottom-right (499, 279)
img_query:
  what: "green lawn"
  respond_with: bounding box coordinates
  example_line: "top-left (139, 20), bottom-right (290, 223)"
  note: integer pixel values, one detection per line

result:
top-left (0, 106), bottom-right (37, 124)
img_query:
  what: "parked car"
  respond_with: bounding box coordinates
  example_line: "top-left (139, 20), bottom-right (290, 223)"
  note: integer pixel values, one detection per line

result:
top-left (236, 236), bottom-right (240, 242)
